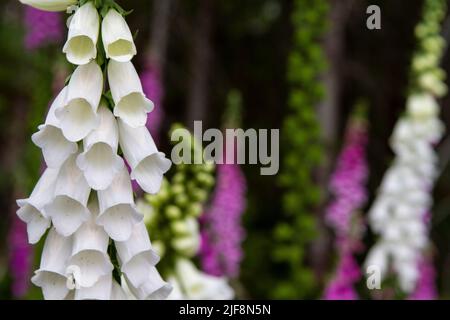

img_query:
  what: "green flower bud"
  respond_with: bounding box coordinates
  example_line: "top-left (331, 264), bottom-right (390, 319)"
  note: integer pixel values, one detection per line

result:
top-left (172, 172), bottom-right (185, 184)
top-left (171, 220), bottom-right (189, 235)
top-left (187, 203), bottom-right (203, 217)
top-left (172, 184), bottom-right (185, 195)
top-left (192, 189), bottom-right (208, 202)
top-left (175, 193), bottom-right (189, 207)
top-left (165, 205), bottom-right (182, 219)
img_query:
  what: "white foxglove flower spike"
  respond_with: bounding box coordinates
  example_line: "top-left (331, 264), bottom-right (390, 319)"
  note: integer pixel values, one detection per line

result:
top-left (75, 274), bottom-right (112, 300)
top-left (102, 9), bottom-right (137, 62)
top-left (32, 87), bottom-right (78, 168)
top-left (44, 155), bottom-right (91, 236)
top-left (108, 60), bottom-right (154, 127)
top-left (124, 267), bottom-right (172, 300)
top-left (63, 2), bottom-right (100, 65)
top-left (19, 0), bottom-right (76, 12)
top-left (68, 198), bottom-right (113, 288)
top-left (97, 166), bottom-right (143, 241)
top-left (118, 119), bottom-right (171, 194)
top-left (56, 61), bottom-right (103, 142)
top-left (115, 221), bottom-right (160, 288)
top-left (77, 104), bottom-right (123, 190)
top-left (16, 168), bottom-right (59, 244)
top-left (31, 228), bottom-right (72, 300)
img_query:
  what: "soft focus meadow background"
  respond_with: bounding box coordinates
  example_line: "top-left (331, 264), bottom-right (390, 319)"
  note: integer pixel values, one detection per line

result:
top-left (2, 0), bottom-right (450, 299)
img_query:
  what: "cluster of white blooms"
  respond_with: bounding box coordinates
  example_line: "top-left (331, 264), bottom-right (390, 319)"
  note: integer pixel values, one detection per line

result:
top-left (365, 0), bottom-right (447, 293)
top-left (16, 0), bottom-right (172, 300)
top-left (366, 94), bottom-right (444, 292)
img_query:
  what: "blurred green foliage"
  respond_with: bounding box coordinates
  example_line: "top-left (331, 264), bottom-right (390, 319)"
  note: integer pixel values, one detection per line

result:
top-left (272, 0), bottom-right (329, 299)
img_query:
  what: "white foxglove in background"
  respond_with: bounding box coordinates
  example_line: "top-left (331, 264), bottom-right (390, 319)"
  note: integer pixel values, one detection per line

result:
top-left (63, 1), bottom-right (99, 65)
top-left (108, 60), bottom-right (153, 127)
top-left (19, 0), bottom-right (76, 12)
top-left (102, 9), bottom-right (137, 62)
top-left (118, 119), bottom-right (171, 194)
top-left (32, 87), bottom-right (78, 168)
top-left (365, 0), bottom-right (447, 293)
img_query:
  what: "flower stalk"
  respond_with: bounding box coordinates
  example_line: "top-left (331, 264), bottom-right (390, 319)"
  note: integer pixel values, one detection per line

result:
top-left (17, 0), bottom-right (171, 300)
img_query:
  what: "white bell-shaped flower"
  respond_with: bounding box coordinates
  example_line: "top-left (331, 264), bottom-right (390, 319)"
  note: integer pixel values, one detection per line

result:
top-left (63, 2), bottom-right (99, 65)
top-left (44, 155), bottom-right (91, 236)
top-left (108, 60), bottom-right (153, 127)
top-left (75, 274), bottom-right (112, 300)
top-left (32, 87), bottom-right (78, 168)
top-left (115, 221), bottom-right (160, 287)
top-left (31, 228), bottom-right (72, 300)
top-left (110, 281), bottom-right (129, 300)
top-left (19, 0), bottom-right (76, 11)
top-left (68, 199), bottom-right (113, 288)
top-left (16, 168), bottom-right (59, 244)
top-left (56, 61), bottom-right (103, 142)
top-left (124, 267), bottom-right (172, 300)
top-left (175, 259), bottom-right (234, 300)
top-left (97, 166), bottom-right (142, 241)
top-left (118, 119), bottom-right (171, 194)
top-left (76, 104), bottom-right (123, 190)
top-left (101, 9), bottom-right (137, 62)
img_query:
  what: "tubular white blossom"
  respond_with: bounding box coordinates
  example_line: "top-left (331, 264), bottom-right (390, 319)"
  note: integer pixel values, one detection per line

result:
top-left (56, 61), bottom-right (103, 142)
top-left (32, 87), bottom-right (78, 168)
top-left (68, 199), bottom-right (113, 288)
top-left (75, 274), bottom-right (112, 300)
top-left (97, 166), bottom-right (143, 241)
top-left (63, 2), bottom-right (99, 65)
top-left (115, 221), bottom-right (160, 288)
top-left (174, 259), bottom-right (234, 300)
top-left (101, 9), bottom-right (137, 62)
top-left (124, 267), bottom-right (172, 300)
top-left (110, 281), bottom-right (129, 300)
top-left (44, 155), bottom-right (91, 236)
top-left (108, 60), bottom-right (153, 127)
top-left (19, 0), bottom-right (76, 11)
top-left (118, 119), bottom-right (171, 194)
top-left (16, 168), bottom-right (59, 244)
top-left (31, 228), bottom-right (72, 300)
top-left (76, 104), bottom-right (123, 190)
